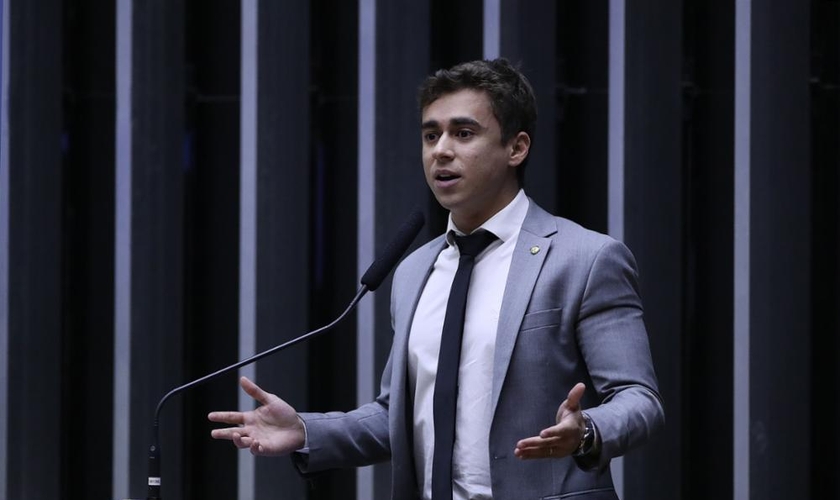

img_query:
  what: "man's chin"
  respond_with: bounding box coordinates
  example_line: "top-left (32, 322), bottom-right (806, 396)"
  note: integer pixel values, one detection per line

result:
top-left (432, 196), bottom-right (462, 215)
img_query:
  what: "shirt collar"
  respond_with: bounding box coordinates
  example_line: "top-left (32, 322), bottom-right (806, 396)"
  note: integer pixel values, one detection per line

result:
top-left (445, 189), bottom-right (530, 246)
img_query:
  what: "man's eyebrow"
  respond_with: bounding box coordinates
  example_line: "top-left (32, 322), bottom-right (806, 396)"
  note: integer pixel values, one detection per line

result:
top-left (421, 117), bottom-right (482, 129)
top-left (449, 117), bottom-right (481, 128)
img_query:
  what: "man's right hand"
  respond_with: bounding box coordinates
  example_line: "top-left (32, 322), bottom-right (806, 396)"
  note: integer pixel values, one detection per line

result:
top-left (208, 376), bottom-right (305, 456)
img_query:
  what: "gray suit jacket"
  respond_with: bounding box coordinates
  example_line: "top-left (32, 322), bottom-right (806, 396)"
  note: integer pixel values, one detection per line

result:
top-left (299, 200), bottom-right (664, 500)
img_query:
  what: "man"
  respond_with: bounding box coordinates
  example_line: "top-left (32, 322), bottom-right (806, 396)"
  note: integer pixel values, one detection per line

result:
top-left (209, 59), bottom-right (664, 500)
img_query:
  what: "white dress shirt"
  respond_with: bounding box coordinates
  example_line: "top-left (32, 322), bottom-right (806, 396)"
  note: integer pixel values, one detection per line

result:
top-left (407, 190), bottom-right (530, 500)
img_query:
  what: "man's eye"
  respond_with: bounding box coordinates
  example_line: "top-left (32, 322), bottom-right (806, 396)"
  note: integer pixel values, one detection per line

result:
top-left (456, 130), bottom-right (474, 139)
top-left (424, 132), bottom-right (438, 142)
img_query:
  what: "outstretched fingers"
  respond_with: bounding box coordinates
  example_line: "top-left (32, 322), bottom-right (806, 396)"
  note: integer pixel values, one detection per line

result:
top-left (208, 410), bottom-right (245, 425)
top-left (210, 426), bottom-right (245, 441)
top-left (233, 433), bottom-right (252, 448)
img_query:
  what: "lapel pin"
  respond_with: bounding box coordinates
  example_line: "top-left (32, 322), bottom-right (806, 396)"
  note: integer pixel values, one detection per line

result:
top-left (530, 246), bottom-right (540, 255)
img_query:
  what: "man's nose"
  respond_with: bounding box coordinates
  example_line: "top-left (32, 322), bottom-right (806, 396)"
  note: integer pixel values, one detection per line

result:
top-left (432, 134), bottom-right (454, 161)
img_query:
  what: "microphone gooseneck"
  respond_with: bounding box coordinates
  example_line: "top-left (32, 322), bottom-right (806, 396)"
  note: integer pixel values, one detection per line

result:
top-left (147, 209), bottom-right (424, 499)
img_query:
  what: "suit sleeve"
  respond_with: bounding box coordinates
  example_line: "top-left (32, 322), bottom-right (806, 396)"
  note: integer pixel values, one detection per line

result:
top-left (575, 239), bottom-right (665, 470)
top-left (294, 347), bottom-right (395, 473)
top-left (292, 249), bottom-right (427, 475)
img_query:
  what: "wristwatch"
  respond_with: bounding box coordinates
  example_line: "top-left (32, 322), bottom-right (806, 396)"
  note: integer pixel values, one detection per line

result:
top-left (572, 412), bottom-right (596, 457)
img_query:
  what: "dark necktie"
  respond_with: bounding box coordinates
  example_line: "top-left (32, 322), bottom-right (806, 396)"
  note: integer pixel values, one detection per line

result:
top-left (431, 230), bottom-right (498, 500)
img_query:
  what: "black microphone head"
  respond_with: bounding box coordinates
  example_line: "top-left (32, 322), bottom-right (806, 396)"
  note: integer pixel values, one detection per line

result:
top-left (360, 209), bottom-right (425, 291)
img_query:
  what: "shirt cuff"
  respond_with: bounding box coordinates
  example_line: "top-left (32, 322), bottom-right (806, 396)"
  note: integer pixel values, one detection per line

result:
top-left (296, 415), bottom-right (310, 453)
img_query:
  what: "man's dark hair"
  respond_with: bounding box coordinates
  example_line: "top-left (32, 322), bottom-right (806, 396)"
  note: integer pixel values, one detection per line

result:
top-left (417, 58), bottom-right (537, 185)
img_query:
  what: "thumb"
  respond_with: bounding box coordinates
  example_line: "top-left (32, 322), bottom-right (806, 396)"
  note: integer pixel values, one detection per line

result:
top-left (556, 382), bottom-right (586, 422)
top-left (240, 376), bottom-right (273, 406)
top-left (566, 382), bottom-right (586, 411)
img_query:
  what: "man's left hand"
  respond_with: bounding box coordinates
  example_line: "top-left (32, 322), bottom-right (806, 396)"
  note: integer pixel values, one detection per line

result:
top-left (513, 382), bottom-right (586, 460)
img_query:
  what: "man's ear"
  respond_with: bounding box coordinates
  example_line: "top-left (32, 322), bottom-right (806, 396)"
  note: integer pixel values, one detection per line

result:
top-left (508, 132), bottom-right (531, 167)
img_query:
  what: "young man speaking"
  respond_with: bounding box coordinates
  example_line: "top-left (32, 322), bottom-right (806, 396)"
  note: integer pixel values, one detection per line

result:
top-left (210, 59), bottom-right (664, 500)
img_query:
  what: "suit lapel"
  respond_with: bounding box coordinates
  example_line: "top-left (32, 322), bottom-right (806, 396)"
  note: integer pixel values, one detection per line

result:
top-left (390, 235), bottom-right (446, 449)
top-left (388, 236), bottom-right (446, 498)
top-left (392, 237), bottom-right (446, 350)
top-left (490, 202), bottom-right (557, 416)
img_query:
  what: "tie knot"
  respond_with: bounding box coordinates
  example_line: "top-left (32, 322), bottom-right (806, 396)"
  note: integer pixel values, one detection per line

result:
top-left (453, 230), bottom-right (498, 258)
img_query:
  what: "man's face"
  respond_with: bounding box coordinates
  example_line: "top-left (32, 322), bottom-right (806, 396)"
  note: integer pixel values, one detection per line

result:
top-left (421, 89), bottom-right (527, 233)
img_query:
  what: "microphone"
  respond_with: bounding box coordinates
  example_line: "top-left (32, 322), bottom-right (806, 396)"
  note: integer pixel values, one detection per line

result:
top-left (361, 208), bottom-right (425, 290)
top-left (146, 209), bottom-right (425, 500)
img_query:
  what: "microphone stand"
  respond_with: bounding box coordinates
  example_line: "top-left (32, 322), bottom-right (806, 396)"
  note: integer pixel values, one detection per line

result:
top-left (144, 207), bottom-right (423, 499)
top-left (146, 284), bottom-right (369, 500)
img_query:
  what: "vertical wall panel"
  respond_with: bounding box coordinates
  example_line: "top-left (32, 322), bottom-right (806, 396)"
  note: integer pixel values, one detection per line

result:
top-left (373, 2), bottom-right (432, 498)
top-left (238, 0), bottom-right (257, 498)
top-left (682, 1), bottom-right (735, 498)
top-left (622, 3), bottom-right (683, 500)
top-left (0, 0), bottom-right (8, 496)
top-left (499, 0), bottom-right (558, 212)
top-left (356, 0), bottom-right (376, 424)
top-left (556, 1), bottom-right (609, 233)
top-left (733, 2), bottom-right (751, 499)
top-left (253, 1), bottom-right (310, 498)
top-left (182, 1), bottom-right (241, 499)
top-left (112, 0), bottom-right (133, 496)
top-left (606, 1), bottom-right (625, 494)
top-left (124, 0), bottom-right (187, 497)
top-left (430, 0), bottom-right (482, 72)
top-left (357, 1), bottom-right (376, 499)
top-left (305, 1), bottom-right (362, 499)
top-left (608, 0), bottom-right (625, 244)
top-left (61, 1), bottom-right (116, 497)
top-left (747, 1), bottom-right (812, 498)
top-left (483, 0), bottom-right (500, 59)
top-left (5, 1), bottom-right (64, 499)
top-left (810, 2), bottom-right (840, 497)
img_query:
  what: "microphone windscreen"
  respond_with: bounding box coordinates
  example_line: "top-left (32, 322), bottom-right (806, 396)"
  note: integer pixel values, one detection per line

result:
top-left (360, 209), bottom-right (425, 291)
